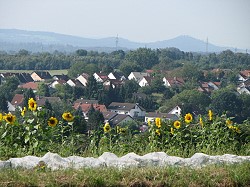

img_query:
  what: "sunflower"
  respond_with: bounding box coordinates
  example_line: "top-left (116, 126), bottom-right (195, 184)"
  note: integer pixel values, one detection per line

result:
top-left (155, 118), bottom-right (161, 128)
top-left (199, 117), bottom-right (203, 128)
top-left (170, 127), bottom-right (174, 135)
top-left (119, 128), bottom-right (126, 134)
top-left (48, 117), bottom-right (58, 127)
top-left (147, 118), bottom-right (151, 126)
top-left (62, 112), bottom-right (74, 122)
top-left (0, 113), bottom-right (3, 121)
top-left (173, 120), bottom-right (181, 129)
top-left (103, 123), bottom-right (111, 133)
top-left (184, 113), bottom-right (193, 124)
top-left (21, 107), bottom-right (27, 117)
top-left (226, 119), bottom-right (233, 127)
top-left (28, 98), bottom-right (37, 111)
top-left (3, 113), bottom-right (16, 125)
top-left (208, 110), bottom-right (213, 121)
top-left (155, 129), bottom-right (161, 136)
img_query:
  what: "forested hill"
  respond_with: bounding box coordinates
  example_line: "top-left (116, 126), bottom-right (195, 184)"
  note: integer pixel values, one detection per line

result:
top-left (0, 29), bottom-right (237, 53)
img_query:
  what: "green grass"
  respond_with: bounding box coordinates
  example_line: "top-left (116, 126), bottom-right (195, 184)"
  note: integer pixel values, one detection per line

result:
top-left (0, 162), bottom-right (249, 186)
top-left (0, 69), bottom-right (68, 76)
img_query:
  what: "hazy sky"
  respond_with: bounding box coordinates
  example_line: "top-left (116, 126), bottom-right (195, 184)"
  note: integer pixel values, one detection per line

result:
top-left (0, 0), bottom-right (250, 49)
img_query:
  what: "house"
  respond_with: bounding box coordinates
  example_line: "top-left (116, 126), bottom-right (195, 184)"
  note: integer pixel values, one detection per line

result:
top-left (103, 79), bottom-right (124, 88)
top-left (93, 72), bottom-right (108, 82)
top-left (198, 81), bottom-right (220, 94)
top-left (108, 72), bottom-right (126, 81)
top-left (239, 70), bottom-right (250, 81)
top-left (67, 79), bottom-right (84, 87)
top-left (50, 80), bottom-right (67, 88)
top-left (102, 111), bottom-right (134, 127)
top-left (7, 101), bottom-right (16, 112)
top-left (128, 72), bottom-right (149, 83)
top-left (19, 82), bottom-right (39, 93)
top-left (168, 105), bottom-right (182, 117)
top-left (73, 98), bottom-right (99, 105)
top-left (31, 71), bottom-right (52, 82)
top-left (139, 76), bottom-right (153, 87)
top-left (107, 102), bottom-right (146, 118)
top-left (15, 73), bottom-right (34, 84)
top-left (73, 103), bottom-right (107, 120)
top-left (0, 72), bottom-right (16, 85)
top-left (36, 97), bottom-right (61, 106)
top-left (52, 74), bottom-right (69, 81)
top-left (237, 87), bottom-right (250, 95)
top-left (163, 77), bottom-right (185, 87)
top-left (11, 94), bottom-right (24, 110)
top-left (108, 114), bottom-right (134, 127)
top-left (145, 112), bottom-right (179, 124)
top-left (76, 73), bottom-right (89, 86)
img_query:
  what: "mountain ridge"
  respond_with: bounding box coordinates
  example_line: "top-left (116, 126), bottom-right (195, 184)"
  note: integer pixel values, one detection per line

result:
top-left (0, 29), bottom-right (238, 53)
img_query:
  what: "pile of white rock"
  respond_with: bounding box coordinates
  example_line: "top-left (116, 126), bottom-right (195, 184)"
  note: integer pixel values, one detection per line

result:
top-left (0, 152), bottom-right (249, 170)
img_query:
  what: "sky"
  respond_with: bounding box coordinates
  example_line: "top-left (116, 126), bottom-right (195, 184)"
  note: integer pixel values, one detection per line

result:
top-left (0, 0), bottom-right (250, 49)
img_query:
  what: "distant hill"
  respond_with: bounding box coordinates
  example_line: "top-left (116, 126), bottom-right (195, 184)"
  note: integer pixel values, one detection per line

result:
top-left (0, 29), bottom-right (237, 53)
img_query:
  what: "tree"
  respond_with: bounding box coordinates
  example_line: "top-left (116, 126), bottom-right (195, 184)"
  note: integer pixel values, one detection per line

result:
top-left (123, 80), bottom-right (140, 101)
top-left (240, 94), bottom-right (250, 121)
top-left (150, 76), bottom-right (166, 93)
top-left (73, 107), bottom-right (87, 134)
top-left (119, 61), bottom-right (143, 77)
top-left (87, 105), bottom-right (104, 131)
top-left (125, 48), bottom-right (159, 69)
top-left (0, 93), bottom-right (8, 112)
top-left (210, 90), bottom-right (243, 120)
top-left (38, 83), bottom-right (50, 97)
top-left (85, 75), bottom-right (98, 99)
top-left (75, 49), bottom-right (87, 56)
top-left (161, 90), bottom-right (211, 114)
top-left (0, 76), bottom-right (19, 100)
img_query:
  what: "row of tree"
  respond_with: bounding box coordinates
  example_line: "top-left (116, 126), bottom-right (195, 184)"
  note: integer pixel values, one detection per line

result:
top-left (0, 48), bottom-right (249, 76)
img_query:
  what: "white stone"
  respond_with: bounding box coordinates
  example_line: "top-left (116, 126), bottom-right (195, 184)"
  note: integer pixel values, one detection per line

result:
top-left (0, 152), bottom-right (249, 170)
top-left (8, 156), bottom-right (40, 169)
top-left (41, 152), bottom-right (70, 170)
top-left (67, 156), bottom-right (105, 169)
top-left (0, 160), bottom-right (11, 168)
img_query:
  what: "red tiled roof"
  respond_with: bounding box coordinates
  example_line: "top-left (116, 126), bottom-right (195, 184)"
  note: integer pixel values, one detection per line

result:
top-left (73, 103), bottom-right (107, 113)
top-left (19, 82), bottom-right (38, 90)
top-left (11, 94), bottom-right (24, 106)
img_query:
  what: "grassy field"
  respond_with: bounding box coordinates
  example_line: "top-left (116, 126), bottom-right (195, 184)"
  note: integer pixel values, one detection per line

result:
top-left (0, 163), bottom-right (249, 187)
top-left (0, 69), bottom-right (68, 76)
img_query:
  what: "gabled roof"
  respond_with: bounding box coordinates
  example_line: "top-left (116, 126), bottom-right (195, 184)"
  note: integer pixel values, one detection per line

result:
top-left (110, 71), bottom-right (126, 80)
top-left (129, 72), bottom-right (149, 81)
top-left (146, 112), bottom-right (179, 120)
top-left (73, 103), bottom-right (107, 113)
top-left (36, 97), bottom-right (61, 106)
top-left (95, 72), bottom-right (108, 80)
top-left (164, 77), bottom-right (185, 86)
top-left (142, 76), bottom-right (153, 85)
top-left (108, 114), bottom-right (133, 126)
top-left (32, 71), bottom-right (52, 79)
top-left (53, 74), bottom-right (69, 81)
top-left (240, 70), bottom-right (250, 79)
top-left (108, 102), bottom-right (145, 111)
top-left (16, 73), bottom-right (33, 83)
top-left (19, 82), bottom-right (38, 90)
top-left (11, 94), bottom-right (24, 106)
top-left (102, 111), bottom-right (118, 121)
top-left (78, 73), bottom-right (89, 79)
top-left (73, 99), bottom-right (98, 105)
